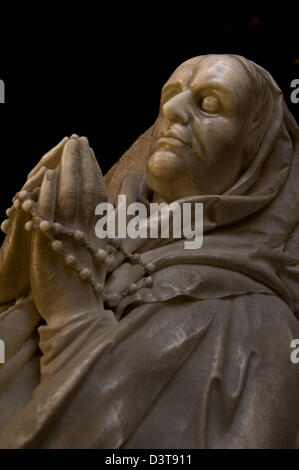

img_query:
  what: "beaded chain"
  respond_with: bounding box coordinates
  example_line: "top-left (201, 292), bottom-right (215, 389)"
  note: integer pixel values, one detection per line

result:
top-left (1, 189), bottom-right (155, 308)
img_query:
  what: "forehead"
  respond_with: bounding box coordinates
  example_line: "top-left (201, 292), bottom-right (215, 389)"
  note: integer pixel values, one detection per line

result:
top-left (165, 55), bottom-right (251, 98)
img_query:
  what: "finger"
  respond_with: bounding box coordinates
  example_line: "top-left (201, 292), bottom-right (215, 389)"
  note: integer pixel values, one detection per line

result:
top-left (38, 170), bottom-right (57, 224)
top-left (57, 138), bottom-right (79, 221)
top-left (27, 136), bottom-right (69, 179)
top-left (23, 166), bottom-right (47, 192)
top-left (90, 148), bottom-right (108, 203)
top-left (77, 137), bottom-right (96, 224)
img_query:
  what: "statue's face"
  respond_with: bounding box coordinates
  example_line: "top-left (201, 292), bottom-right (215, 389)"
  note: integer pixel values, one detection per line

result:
top-left (147, 55), bottom-right (253, 202)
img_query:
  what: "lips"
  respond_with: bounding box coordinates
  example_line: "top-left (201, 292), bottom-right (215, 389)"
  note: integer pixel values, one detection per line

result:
top-left (158, 132), bottom-right (191, 148)
top-left (157, 123), bottom-right (192, 148)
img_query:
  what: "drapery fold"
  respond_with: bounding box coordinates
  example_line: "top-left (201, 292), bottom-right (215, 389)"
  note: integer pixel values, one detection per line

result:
top-left (0, 56), bottom-right (299, 448)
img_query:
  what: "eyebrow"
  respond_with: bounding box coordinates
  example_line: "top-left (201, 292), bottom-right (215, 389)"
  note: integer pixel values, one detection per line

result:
top-left (190, 77), bottom-right (234, 99)
top-left (161, 80), bottom-right (183, 98)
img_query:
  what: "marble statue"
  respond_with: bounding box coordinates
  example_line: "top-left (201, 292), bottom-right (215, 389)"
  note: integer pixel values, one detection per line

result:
top-left (0, 54), bottom-right (299, 448)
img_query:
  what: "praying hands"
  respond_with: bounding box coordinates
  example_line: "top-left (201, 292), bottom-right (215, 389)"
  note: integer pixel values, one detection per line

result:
top-left (0, 136), bottom-right (110, 322)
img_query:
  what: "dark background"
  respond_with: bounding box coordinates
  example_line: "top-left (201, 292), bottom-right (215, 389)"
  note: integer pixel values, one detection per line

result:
top-left (0, 4), bottom-right (298, 235)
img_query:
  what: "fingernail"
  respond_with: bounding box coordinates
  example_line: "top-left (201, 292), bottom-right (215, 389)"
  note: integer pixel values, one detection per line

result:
top-left (66, 138), bottom-right (78, 149)
top-left (79, 136), bottom-right (89, 145)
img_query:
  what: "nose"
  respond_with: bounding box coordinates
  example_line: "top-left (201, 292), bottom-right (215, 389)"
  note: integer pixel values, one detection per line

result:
top-left (162, 90), bottom-right (191, 125)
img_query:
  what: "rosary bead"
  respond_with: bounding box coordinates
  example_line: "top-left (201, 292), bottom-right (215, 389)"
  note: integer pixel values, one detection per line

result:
top-left (39, 220), bottom-right (51, 232)
top-left (144, 276), bottom-right (153, 287)
top-left (51, 240), bottom-right (63, 252)
top-left (1, 219), bottom-right (10, 234)
top-left (22, 199), bottom-right (33, 213)
top-left (95, 248), bottom-right (107, 262)
top-left (73, 230), bottom-right (84, 242)
top-left (18, 190), bottom-right (29, 201)
top-left (24, 221), bottom-right (34, 231)
top-left (106, 293), bottom-right (121, 307)
top-left (145, 262), bottom-right (155, 274)
top-left (52, 223), bottom-right (62, 235)
top-left (105, 255), bottom-right (116, 270)
top-left (94, 283), bottom-right (104, 295)
top-left (79, 268), bottom-right (92, 281)
top-left (128, 283), bottom-right (138, 294)
top-left (129, 253), bottom-right (140, 264)
top-left (64, 254), bottom-right (76, 266)
top-left (13, 199), bottom-right (20, 209)
top-left (6, 207), bottom-right (14, 218)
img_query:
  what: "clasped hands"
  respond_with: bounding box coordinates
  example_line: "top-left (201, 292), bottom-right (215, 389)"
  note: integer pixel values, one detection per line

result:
top-left (0, 136), bottom-right (109, 323)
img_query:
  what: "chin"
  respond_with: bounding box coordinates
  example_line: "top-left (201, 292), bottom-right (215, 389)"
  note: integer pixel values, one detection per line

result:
top-left (147, 149), bottom-right (184, 181)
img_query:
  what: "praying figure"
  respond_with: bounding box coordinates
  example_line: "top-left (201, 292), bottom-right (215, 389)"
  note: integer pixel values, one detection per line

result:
top-left (0, 54), bottom-right (299, 449)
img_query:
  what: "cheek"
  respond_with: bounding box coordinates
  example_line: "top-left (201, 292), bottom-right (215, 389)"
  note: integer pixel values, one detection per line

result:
top-left (192, 117), bottom-right (247, 165)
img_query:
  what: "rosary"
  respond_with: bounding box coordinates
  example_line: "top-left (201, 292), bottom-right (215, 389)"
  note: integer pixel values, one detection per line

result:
top-left (1, 188), bottom-right (155, 310)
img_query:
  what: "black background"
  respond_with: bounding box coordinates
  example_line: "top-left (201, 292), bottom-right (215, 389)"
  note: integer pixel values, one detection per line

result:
top-left (0, 4), bottom-right (298, 237)
top-left (0, 5), bottom-right (298, 456)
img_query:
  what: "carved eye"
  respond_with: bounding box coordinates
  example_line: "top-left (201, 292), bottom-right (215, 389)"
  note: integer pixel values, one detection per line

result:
top-left (199, 95), bottom-right (220, 114)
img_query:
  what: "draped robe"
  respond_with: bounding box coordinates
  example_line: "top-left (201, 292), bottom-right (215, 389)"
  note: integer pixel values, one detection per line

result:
top-left (0, 62), bottom-right (299, 449)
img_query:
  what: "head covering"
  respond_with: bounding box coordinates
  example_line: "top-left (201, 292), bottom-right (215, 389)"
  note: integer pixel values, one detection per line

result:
top-left (104, 55), bottom-right (299, 316)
